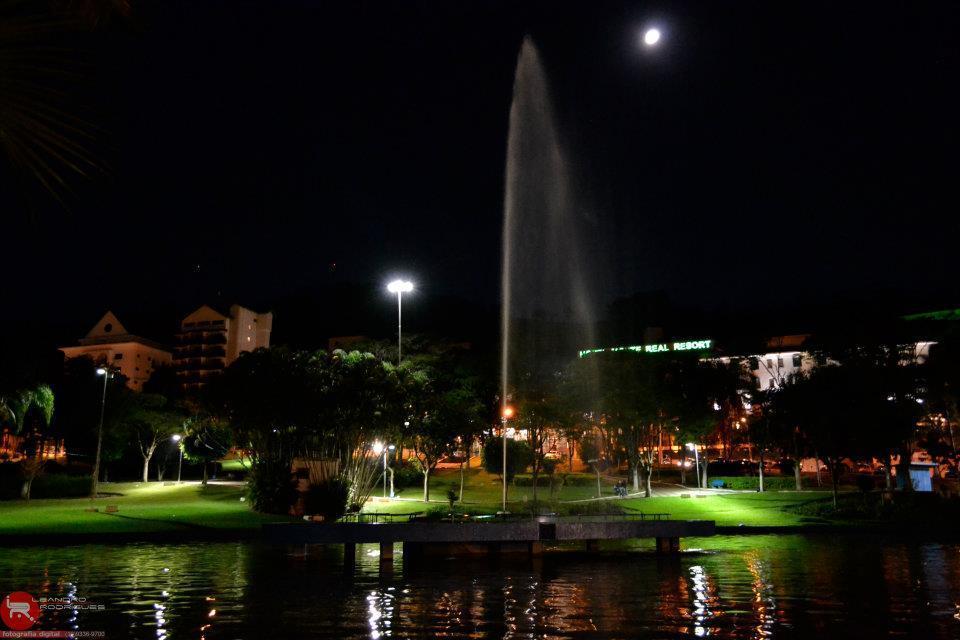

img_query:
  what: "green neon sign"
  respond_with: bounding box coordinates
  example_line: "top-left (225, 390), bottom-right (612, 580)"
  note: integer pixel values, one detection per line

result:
top-left (578, 339), bottom-right (713, 359)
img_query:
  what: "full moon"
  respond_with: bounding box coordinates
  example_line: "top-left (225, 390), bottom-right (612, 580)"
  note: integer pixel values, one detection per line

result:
top-left (643, 28), bottom-right (661, 46)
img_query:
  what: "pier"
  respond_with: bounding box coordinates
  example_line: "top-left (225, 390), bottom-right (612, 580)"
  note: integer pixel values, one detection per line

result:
top-left (263, 516), bottom-right (715, 565)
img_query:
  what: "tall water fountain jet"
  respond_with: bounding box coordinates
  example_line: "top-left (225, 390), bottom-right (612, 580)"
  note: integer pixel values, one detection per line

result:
top-left (501, 37), bottom-right (600, 407)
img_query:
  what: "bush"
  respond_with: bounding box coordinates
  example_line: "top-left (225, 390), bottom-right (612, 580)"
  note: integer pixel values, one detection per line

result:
top-left (513, 472), bottom-right (596, 487)
top-left (0, 466), bottom-right (93, 500)
top-left (562, 473), bottom-right (600, 487)
top-left (0, 464), bottom-right (21, 500)
top-left (709, 476), bottom-right (796, 491)
top-left (513, 474), bottom-right (550, 487)
top-left (856, 474), bottom-right (878, 492)
top-left (303, 478), bottom-right (349, 522)
top-left (482, 438), bottom-right (533, 481)
top-left (31, 474), bottom-right (92, 499)
top-left (392, 464), bottom-right (421, 491)
top-left (247, 459), bottom-right (298, 514)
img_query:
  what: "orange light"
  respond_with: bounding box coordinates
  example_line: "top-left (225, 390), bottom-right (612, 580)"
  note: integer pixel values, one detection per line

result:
top-left (501, 406), bottom-right (515, 419)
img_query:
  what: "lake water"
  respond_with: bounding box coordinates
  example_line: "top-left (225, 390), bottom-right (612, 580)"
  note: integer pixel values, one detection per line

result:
top-left (1, 535), bottom-right (958, 638)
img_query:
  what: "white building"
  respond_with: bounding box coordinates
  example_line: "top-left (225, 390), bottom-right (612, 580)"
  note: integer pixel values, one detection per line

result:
top-left (174, 304), bottom-right (272, 390)
top-left (60, 311), bottom-right (172, 391)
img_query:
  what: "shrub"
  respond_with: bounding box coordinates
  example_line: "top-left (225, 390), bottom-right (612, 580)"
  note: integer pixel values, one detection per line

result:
top-left (303, 478), bottom-right (349, 522)
top-left (856, 474), bottom-right (877, 492)
top-left (0, 464), bottom-right (21, 500)
top-left (247, 459), bottom-right (298, 514)
top-left (562, 473), bottom-right (600, 487)
top-left (31, 474), bottom-right (92, 499)
top-left (513, 474), bottom-right (550, 487)
top-left (482, 438), bottom-right (533, 481)
top-left (709, 476), bottom-right (796, 491)
top-left (0, 467), bottom-right (93, 500)
top-left (392, 464), bottom-right (421, 491)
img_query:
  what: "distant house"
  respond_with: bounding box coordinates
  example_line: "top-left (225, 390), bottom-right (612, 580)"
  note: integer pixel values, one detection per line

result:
top-left (59, 311), bottom-right (172, 391)
top-left (174, 304), bottom-right (273, 391)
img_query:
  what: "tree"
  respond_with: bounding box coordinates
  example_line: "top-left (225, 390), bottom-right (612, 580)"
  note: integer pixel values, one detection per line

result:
top-left (671, 360), bottom-right (744, 490)
top-left (513, 388), bottom-right (561, 504)
top-left (209, 347), bottom-right (321, 512)
top-left (181, 415), bottom-right (231, 485)
top-left (400, 344), bottom-right (487, 503)
top-left (483, 437), bottom-right (533, 482)
top-left (927, 337), bottom-right (960, 453)
top-left (122, 393), bottom-right (183, 483)
top-left (0, 384), bottom-right (55, 500)
top-left (210, 347), bottom-right (402, 513)
top-left (785, 364), bottom-right (899, 507)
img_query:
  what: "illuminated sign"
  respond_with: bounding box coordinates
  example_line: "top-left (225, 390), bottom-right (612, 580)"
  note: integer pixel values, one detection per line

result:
top-left (578, 339), bottom-right (713, 359)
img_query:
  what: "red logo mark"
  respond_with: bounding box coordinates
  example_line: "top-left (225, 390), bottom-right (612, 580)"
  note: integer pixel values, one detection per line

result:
top-left (1, 592), bottom-right (40, 630)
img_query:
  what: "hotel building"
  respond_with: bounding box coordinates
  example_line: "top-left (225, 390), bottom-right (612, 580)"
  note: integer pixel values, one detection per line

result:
top-left (59, 311), bottom-right (173, 391)
top-left (174, 304), bottom-right (273, 390)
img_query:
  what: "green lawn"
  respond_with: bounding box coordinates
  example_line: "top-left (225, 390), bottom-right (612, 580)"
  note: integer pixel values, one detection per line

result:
top-left (389, 468), bottom-right (614, 505)
top-left (367, 468), bottom-right (829, 527)
top-left (0, 482), bottom-right (290, 537)
top-left (620, 493), bottom-right (826, 527)
top-left (0, 471), bottom-right (833, 540)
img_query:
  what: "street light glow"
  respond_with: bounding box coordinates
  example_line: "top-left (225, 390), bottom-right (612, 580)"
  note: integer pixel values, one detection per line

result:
top-left (96, 368), bottom-right (107, 376)
top-left (501, 406), bottom-right (515, 419)
top-left (643, 28), bottom-right (661, 46)
top-left (387, 279), bottom-right (414, 293)
top-left (372, 441), bottom-right (384, 456)
top-left (171, 434), bottom-right (182, 442)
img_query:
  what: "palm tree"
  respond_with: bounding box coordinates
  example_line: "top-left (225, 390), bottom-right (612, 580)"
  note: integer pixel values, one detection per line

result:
top-left (0, 383), bottom-right (55, 499)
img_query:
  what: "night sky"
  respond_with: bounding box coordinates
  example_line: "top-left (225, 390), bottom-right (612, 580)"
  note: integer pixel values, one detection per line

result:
top-left (3, 1), bottom-right (959, 348)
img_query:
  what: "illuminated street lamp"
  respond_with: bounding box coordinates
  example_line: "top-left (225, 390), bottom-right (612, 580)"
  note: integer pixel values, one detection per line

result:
top-left (91, 367), bottom-right (111, 498)
top-left (372, 440), bottom-right (394, 498)
top-left (172, 434), bottom-right (183, 483)
top-left (387, 444), bottom-right (396, 497)
top-left (500, 405), bottom-right (515, 513)
top-left (386, 279), bottom-right (414, 364)
top-left (686, 442), bottom-right (701, 489)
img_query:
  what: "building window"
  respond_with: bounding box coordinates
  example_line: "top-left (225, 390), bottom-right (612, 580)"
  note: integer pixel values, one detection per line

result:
top-left (104, 323), bottom-right (113, 333)
top-left (114, 353), bottom-right (123, 360)
top-left (777, 356), bottom-right (784, 367)
top-left (768, 378), bottom-right (775, 389)
top-left (793, 353), bottom-right (802, 367)
top-left (766, 358), bottom-right (773, 369)
top-left (748, 357), bottom-right (758, 370)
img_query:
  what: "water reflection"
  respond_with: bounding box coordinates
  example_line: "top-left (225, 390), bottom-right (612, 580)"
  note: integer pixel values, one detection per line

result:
top-left (0, 536), bottom-right (958, 638)
top-left (746, 553), bottom-right (775, 639)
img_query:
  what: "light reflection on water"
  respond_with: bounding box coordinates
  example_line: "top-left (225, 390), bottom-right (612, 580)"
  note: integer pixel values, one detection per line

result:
top-left (0, 535), bottom-right (958, 639)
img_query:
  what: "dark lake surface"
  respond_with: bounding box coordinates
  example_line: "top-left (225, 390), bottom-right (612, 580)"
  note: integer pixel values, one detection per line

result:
top-left (1, 535), bottom-right (958, 638)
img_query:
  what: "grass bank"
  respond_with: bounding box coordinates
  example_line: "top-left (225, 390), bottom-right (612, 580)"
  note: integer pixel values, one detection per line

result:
top-left (0, 469), bottom-right (918, 543)
top-left (0, 482), bottom-right (291, 540)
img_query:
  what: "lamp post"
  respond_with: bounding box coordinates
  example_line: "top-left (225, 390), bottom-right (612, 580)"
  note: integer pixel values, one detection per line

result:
top-left (373, 441), bottom-right (392, 499)
top-left (386, 279), bottom-right (414, 364)
top-left (172, 434), bottom-right (183, 483)
top-left (500, 406), bottom-right (514, 513)
top-left (91, 367), bottom-right (111, 498)
top-left (387, 445), bottom-right (395, 497)
top-left (686, 442), bottom-right (701, 489)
